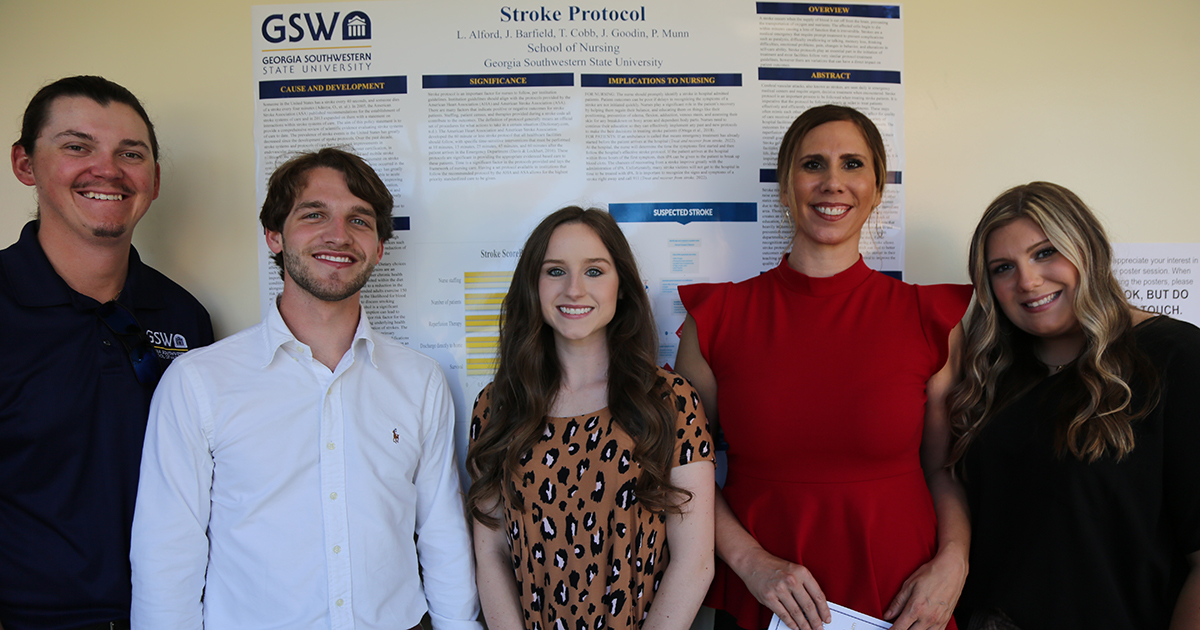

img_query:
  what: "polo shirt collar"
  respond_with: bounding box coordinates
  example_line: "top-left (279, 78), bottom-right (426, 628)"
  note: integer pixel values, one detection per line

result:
top-left (261, 296), bottom-right (379, 369)
top-left (0, 220), bottom-right (165, 310)
top-left (2, 221), bottom-right (73, 308)
top-left (122, 246), bottom-right (167, 309)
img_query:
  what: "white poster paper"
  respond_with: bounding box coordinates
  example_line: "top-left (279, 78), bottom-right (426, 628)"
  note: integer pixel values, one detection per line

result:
top-left (252, 1), bottom-right (906, 455)
top-left (1112, 243), bottom-right (1200, 327)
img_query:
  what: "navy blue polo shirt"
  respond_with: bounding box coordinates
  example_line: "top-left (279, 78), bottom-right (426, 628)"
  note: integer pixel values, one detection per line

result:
top-left (0, 221), bottom-right (213, 630)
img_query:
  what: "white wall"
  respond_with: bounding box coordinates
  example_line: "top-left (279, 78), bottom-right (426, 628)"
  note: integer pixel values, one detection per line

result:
top-left (2, 0), bottom-right (1197, 337)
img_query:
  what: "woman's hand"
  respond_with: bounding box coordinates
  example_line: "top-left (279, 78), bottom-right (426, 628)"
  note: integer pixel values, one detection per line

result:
top-left (713, 486), bottom-right (829, 630)
top-left (882, 542), bottom-right (967, 630)
top-left (886, 321), bottom-right (970, 630)
top-left (736, 546), bottom-right (830, 630)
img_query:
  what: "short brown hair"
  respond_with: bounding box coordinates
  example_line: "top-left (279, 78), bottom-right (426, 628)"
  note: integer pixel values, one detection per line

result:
top-left (259, 148), bottom-right (394, 272)
top-left (15, 75), bottom-right (159, 161)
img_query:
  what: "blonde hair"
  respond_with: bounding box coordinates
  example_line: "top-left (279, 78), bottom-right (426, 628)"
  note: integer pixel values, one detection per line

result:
top-left (948, 182), bottom-right (1158, 468)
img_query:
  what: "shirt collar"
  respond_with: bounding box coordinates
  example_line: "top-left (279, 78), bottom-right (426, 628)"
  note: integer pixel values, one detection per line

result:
top-left (0, 220), bottom-right (165, 310)
top-left (1, 221), bottom-right (72, 307)
top-left (773, 253), bottom-right (874, 297)
top-left (122, 246), bottom-right (166, 309)
top-left (260, 296), bottom-right (379, 370)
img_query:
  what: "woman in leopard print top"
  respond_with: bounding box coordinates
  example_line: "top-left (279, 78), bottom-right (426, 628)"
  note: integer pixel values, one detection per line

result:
top-left (467, 207), bottom-right (715, 630)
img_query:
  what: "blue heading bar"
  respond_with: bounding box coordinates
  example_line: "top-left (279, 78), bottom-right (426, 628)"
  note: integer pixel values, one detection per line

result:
top-left (422, 73), bottom-right (573, 89)
top-left (259, 76), bottom-right (406, 99)
top-left (759, 67), bottom-right (901, 84)
top-left (610, 202), bottom-right (757, 225)
top-left (760, 169), bottom-right (902, 184)
top-left (757, 3), bottom-right (899, 18)
top-left (582, 73), bottom-right (742, 88)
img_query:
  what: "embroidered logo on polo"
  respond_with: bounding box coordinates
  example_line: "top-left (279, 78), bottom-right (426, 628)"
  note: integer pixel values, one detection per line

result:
top-left (147, 329), bottom-right (190, 361)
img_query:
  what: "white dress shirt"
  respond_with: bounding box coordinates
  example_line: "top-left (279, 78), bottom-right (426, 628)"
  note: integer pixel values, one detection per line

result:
top-left (131, 302), bottom-right (482, 630)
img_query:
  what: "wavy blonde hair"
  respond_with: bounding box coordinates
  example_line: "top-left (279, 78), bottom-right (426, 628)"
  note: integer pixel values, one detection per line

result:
top-left (948, 182), bottom-right (1158, 468)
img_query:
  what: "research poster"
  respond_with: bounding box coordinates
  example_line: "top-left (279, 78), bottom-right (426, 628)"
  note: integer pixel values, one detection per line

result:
top-left (253, 1), bottom-right (906, 454)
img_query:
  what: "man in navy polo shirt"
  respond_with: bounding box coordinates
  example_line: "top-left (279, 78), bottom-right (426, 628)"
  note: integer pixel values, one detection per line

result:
top-left (0, 76), bottom-right (213, 630)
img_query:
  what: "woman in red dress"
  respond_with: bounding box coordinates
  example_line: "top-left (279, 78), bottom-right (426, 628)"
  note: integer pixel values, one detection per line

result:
top-left (676, 105), bottom-right (970, 630)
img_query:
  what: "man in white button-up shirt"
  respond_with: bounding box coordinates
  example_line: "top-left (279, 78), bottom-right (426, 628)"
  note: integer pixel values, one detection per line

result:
top-left (130, 149), bottom-right (482, 630)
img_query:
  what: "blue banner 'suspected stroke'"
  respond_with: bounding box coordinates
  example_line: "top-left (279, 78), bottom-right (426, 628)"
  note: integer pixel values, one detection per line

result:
top-left (610, 202), bottom-right (757, 225)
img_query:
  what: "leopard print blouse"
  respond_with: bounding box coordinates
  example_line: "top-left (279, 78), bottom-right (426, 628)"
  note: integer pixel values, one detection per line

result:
top-left (470, 370), bottom-right (714, 630)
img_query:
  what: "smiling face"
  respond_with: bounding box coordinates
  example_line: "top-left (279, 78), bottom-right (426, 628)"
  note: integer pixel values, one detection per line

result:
top-left (538, 222), bottom-right (620, 349)
top-left (11, 96), bottom-right (160, 245)
top-left (266, 167), bottom-right (384, 303)
top-left (784, 120), bottom-right (882, 258)
top-left (986, 216), bottom-right (1083, 342)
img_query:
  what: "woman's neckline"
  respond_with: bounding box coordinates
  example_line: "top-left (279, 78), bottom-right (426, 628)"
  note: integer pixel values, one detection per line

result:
top-left (774, 253), bottom-right (874, 296)
top-left (1038, 314), bottom-right (1165, 377)
top-left (547, 406), bottom-right (608, 420)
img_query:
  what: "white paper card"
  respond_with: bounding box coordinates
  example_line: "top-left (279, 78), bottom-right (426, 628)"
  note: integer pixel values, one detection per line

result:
top-left (767, 602), bottom-right (892, 630)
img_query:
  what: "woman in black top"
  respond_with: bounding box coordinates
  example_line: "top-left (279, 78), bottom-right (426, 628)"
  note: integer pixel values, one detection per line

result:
top-left (948, 182), bottom-right (1200, 629)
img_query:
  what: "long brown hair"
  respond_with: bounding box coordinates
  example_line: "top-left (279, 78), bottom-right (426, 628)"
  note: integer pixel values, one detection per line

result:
top-left (466, 207), bottom-right (690, 528)
top-left (948, 182), bottom-right (1159, 468)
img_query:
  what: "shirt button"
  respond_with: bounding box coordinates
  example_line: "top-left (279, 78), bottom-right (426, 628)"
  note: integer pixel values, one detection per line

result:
top-left (336, 598), bottom-right (344, 607)
top-left (333, 545), bottom-right (341, 553)
top-left (327, 442), bottom-right (335, 450)
top-left (329, 492), bottom-right (337, 500)
top-left (102, 339), bottom-right (112, 347)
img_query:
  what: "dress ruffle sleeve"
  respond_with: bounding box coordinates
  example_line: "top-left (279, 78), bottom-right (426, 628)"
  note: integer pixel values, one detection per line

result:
top-left (678, 282), bottom-right (731, 364)
top-left (915, 284), bottom-right (973, 373)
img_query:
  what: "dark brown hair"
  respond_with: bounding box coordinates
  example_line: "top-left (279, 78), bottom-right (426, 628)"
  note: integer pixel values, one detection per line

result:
top-left (466, 207), bottom-right (689, 528)
top-left (15, 75), bottom-right (159, 161)
top-left (259, 148), bottom-right (394, 274)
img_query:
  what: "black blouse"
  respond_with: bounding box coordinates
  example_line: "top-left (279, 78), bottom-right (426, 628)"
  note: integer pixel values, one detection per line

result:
top-left (959, 316), bottom-right (1200, 629)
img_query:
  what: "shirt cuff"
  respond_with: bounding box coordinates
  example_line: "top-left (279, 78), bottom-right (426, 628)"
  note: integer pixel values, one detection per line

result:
top-left (428, 612), bottom-right (487, 630)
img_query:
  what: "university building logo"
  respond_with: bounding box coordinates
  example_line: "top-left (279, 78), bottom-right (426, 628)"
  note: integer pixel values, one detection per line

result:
top-left (344, 11), bottom-right (371, 40)
top-left (147, 329), bottom-right (191, 361)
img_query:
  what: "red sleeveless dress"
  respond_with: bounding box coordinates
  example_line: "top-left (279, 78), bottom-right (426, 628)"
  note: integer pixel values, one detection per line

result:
top-left (680, 256), bottom-right (969, 629)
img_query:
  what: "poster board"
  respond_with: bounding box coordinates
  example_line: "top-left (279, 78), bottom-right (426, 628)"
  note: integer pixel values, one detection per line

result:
top-left (252, 1), bottom-right (906, 454)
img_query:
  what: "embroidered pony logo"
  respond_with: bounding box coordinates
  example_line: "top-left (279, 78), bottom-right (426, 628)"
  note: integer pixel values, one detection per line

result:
top-left (393, 428), bottom-right (400, 443)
